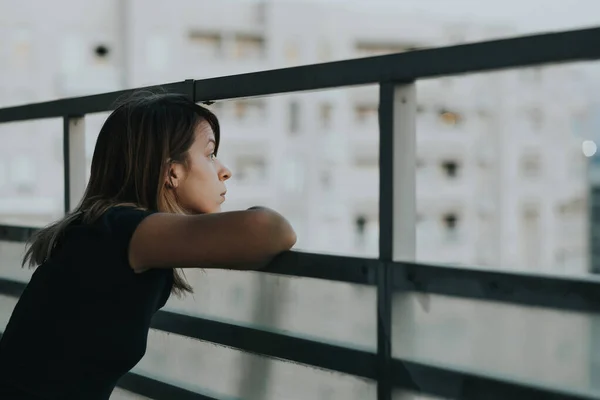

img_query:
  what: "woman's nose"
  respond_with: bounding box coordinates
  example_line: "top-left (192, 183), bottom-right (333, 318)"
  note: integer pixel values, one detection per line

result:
top-left (219, 163), bottom-right (232, 181)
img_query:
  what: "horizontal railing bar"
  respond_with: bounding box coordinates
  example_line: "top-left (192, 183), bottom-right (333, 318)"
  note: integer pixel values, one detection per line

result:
top-left (117, 372), bottom-right (221, 400)
top-left (4, 251), bottom-right (600, 314)
top-left (4, 244), bottom-right (600, 314)
top-left (0, 278), bottom-right (26, 298)
top-left (0, 224), bottom-right (38, 243)
top-left (0, 223), bottom-right (376, 284)
top-left (0, 27), bottom-right (597, 123)
top-left (265, 251), bottom-right (377, 285)
top-left (151, 310), bottom-right (378, 380)
top-left (393, 359), bottom-right (600, 400)
top-left (193, 26), bottom-right (600, 102)
top-left (391, 261), bottom-right (600, 314)
top-left (0, 80), bottom-right (191, 124)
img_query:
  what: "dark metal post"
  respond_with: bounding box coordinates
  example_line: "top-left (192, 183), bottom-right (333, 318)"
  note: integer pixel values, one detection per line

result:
top-left (185, 79), bottom-right (196, 102)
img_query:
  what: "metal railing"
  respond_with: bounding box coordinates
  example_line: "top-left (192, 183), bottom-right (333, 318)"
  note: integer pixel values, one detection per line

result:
top-left (1, 27), bottom-right (600, 400)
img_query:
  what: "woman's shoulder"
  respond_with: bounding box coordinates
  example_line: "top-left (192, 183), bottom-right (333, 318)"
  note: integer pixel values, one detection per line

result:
top-left (59, 206), bottom-right (159, 264)
top-left (64, 205), bottom-right (157, 242)
top-left (95, 205), bottom-right (158, 237)
top-left (102, 205), bottom-right (156, 222)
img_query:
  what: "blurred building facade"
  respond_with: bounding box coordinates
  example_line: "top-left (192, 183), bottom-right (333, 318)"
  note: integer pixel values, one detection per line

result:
top-left (0, 1), bottom-right (597, 398)
top-left (0, 0), bottom-right (590, 275)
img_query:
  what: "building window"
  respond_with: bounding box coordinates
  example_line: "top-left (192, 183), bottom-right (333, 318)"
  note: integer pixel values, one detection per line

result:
top-left (355, 41), bottom-right (418, 57)
top-left (354, 215), bottom-right (368, 250)
top-left (438, 108), bottom-right (462, 126)
top-left (146, 33), bottom-right (169, 72)
top-left (235, 155), bottom-right (266, 184)
top-left (61, 36), bottom-right (85, 74)
top-left (204, 101), bottom-right (223, 115)
top-left (233, 99), bottom-right (265, 123)
top-left (319, 103), bottom-right (333, 129)
top-left (289, 101), bottom-right (300, 134)
top-left (442, 212), bottom-right (459, 241)
top-left (521, 204), bottom-right (541, 268)
top-left (234, 102), bottom-right (247, 120)
top-left (12, 29), bottom-right (32, 69)
top-left (526, 107), bottom-right (543, 131)
top-left (189, 31), bottom-right (222, 57)
top-left (95, 46), bottom-right (108, 57)
top-left (443, 213), bottom-right (458, 229)
top-left (11, 155), bottom-right (36, 194)
top-left (441, 160), bottom-right (459, 178)
top-left (355, 155), bottom-right (378, 169)
top-left (93, 44), bottom-right (110, 64)
top-left (355, 104), bottom-right (378, 125)
top-left (285, 41), bottom-right (299, 64)
top-left (355, 215), bottom-right (367, 235)
top-left (520, 153), bottom-right (542, 178)
top-left (320, 169), bottom-right (332, 189)
top-left (317, 41), bottom-right (332, 62)
top-left (233, 33), bottom-right (265, 60)
top-left (521, 68), bottom-right (543, 84)
top-left (353, 214), bottom-right (378, 254)
top-left (282, 157), bottom-right (305, 193)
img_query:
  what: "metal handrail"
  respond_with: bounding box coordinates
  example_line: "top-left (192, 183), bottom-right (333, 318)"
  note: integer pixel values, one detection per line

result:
top-left (0, 27), bottom-right (598, 124)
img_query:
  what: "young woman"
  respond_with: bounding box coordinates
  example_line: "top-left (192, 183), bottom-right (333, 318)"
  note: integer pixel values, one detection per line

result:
top-left (0, 91), bottom-right (296, 399)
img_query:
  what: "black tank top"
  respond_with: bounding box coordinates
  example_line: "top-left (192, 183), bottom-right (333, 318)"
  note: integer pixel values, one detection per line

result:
top-left (0, 206), bottom-right (173, 399)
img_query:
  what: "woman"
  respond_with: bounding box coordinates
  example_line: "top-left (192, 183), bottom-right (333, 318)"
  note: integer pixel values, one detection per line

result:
top-left (0, 91), bottom-right (296, 399)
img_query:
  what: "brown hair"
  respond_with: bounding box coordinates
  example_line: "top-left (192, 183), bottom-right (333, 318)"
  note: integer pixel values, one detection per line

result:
top-left (22, 90), bottom-right (221, 296)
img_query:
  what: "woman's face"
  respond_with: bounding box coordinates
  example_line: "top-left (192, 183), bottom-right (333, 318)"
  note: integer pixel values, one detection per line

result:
top-left (168, 122), bottom-right (232, 214)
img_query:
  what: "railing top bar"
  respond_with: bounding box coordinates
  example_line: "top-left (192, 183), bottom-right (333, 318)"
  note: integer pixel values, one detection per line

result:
top-left (265, 251), bottom-right (376, 285)
top-left (4, 225), bottom-right (600, 313)
top-left (0, 81), bottom-right (191, 124)
top-left (0, 27), bottom-right (598, 124)
top-left (193, 27), bottom-right (600, 102)
top-left (0, 221), bottom-right (376, 285)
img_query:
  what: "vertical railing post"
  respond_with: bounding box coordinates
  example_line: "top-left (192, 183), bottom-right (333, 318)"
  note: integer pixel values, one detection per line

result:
top-left (63, 116), bottom-right (87, 213)
top-left (184, 79), bottom-right (196, 102)
top-left (378, 82), bottom-right (417, 400)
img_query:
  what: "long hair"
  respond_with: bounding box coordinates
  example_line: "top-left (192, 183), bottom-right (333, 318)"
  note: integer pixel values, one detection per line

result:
top-left (22, 90), bottom-right (221, 296)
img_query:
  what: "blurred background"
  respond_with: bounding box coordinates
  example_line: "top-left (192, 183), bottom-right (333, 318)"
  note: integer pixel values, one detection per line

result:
top-left (1, 0), bottom-right (600, 399)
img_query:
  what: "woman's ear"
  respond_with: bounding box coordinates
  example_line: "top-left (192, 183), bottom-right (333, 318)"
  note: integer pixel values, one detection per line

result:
top-left (165, 162), bottom-right (184, 189)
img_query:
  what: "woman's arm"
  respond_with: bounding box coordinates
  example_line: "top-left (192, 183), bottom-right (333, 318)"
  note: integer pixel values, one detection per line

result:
top-left (128, 207), bottom-right (296, 273)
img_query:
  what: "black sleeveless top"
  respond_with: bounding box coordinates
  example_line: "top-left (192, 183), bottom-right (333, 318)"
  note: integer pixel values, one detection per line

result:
top-left (0, 207), bottom-right (173, 399)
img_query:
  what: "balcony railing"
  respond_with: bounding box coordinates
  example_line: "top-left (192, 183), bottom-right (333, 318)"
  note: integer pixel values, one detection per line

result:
top-left (1, 27), bottom-right (600, 400)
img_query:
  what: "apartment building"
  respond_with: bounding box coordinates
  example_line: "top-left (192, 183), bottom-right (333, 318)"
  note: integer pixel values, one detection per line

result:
top-left (0, 1), bottom-right (596, 398)
top-left (0, 0), bottom-right (589, 275)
